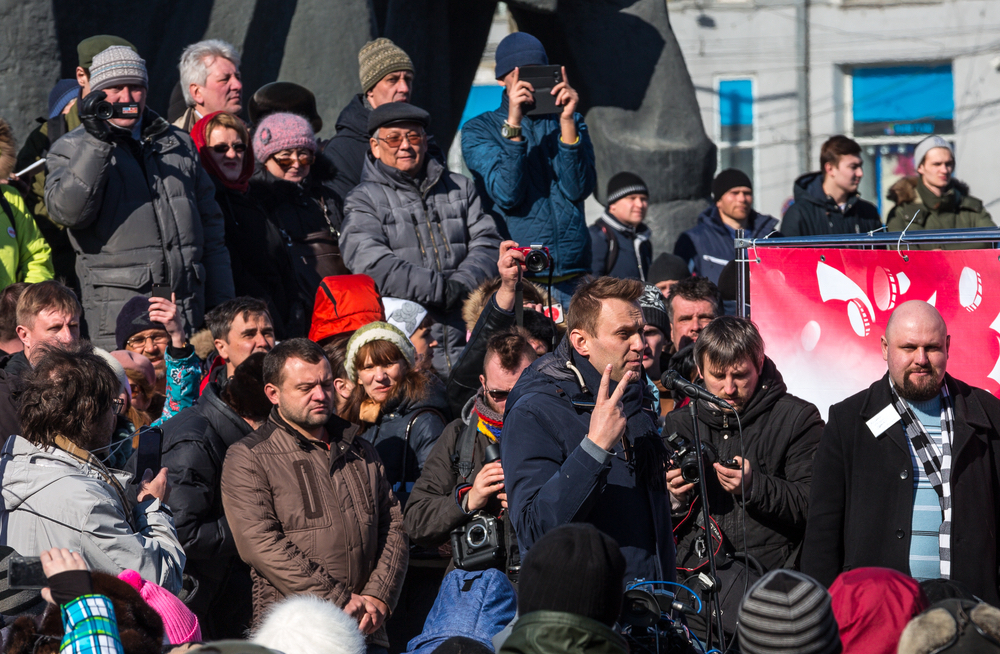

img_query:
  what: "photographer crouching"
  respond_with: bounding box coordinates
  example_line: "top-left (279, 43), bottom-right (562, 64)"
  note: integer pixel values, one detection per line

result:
top-left (665, 317), bottom-right (824, 611)
top-left (404, 329), bottom-right (537, 578)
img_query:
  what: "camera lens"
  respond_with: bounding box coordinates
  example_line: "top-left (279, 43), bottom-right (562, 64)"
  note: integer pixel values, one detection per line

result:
top-left (95, 101), bottom-right (114, 121)
top-left (524, 250), bottom-right (549, 274)
top-left (466, 524), bottom-right (488, 548)
top-left (681, 457), bottom-right (701, 485)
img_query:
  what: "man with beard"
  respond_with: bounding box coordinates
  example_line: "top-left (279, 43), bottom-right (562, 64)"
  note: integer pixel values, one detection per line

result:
top-left (665, 316), bottom-right (824, 575)
top-left (221, 338), bottom-right (407, 652)
top-left (803, 301), bottom-right (1000, 604)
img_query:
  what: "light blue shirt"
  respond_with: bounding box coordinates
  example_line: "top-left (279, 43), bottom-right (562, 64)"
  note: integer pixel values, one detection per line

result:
top-left (905, 394), bottom-right (944, 581)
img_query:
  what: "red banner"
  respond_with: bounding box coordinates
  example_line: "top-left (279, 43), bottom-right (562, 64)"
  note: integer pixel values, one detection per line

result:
top-left (751, 247), bottom-right (1000, 419)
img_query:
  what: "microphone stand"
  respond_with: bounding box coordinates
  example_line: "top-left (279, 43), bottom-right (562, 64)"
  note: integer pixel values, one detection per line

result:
top-left (686, 398), bottom-right (725, 651)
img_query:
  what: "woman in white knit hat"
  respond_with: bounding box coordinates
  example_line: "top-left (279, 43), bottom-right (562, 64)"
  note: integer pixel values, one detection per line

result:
top-left (342, 321), bottom-right (449, 505)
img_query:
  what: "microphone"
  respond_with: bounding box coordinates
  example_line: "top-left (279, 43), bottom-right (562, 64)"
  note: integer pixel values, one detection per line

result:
top-left (660, 370), bottom-right (734, 410)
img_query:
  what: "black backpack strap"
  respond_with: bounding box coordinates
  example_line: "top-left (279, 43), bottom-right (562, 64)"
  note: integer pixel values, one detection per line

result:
top-left (455, 418), bottom-right (480, 481)
top-left (0, 192), bottom-right (13, 224)
top-left (600, 223), bottom-right (619, 275)
top-left (400, 407), bottom-right (446, 486)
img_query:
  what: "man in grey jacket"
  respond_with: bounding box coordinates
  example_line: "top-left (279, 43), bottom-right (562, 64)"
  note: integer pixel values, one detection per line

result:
top-left (0, 343), bottom-right (185, 592)
top-left (340, 103), bottom-right (501, 375)
top-left (45, 45), bottom-right (234, 349)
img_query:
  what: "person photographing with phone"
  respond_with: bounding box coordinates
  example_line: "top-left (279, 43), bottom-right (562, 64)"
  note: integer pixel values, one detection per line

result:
top-left (462, 32), bottom-right (596, 311)
top-left (0, 342), bottom-right (185, 593)
top-left (44, 44), bottom-right (234, 350)
top-left (500, 276), bottom-right (675, 584)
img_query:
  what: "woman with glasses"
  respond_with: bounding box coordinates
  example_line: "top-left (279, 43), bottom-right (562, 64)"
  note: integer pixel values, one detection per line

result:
top-left (192, 111), bottom-right (304, 338)
top-left (249, 113), bottom-right (349, 325)
top-left (341, 322), bottom-right (450, 505)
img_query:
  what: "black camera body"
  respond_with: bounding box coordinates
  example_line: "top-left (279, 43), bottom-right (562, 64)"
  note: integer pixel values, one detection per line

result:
top-left (513, 245), bottom-right (551, 274)
top-left (666, 432), bottom-right (739, 485)
top-left (95, 101), bottom-right (140, 120)
top-left (451, 513), bottom-right (505, 571)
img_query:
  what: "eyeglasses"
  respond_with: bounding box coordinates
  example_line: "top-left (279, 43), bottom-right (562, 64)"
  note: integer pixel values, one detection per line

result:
top-left (376, 131), bottom-right (425, 150)
top-left (126, 333), bottom-right (170, 349)
top-left (486, 387), bottom-right (512, 402)
top-left (210, 142), bottom-right (247, 154)
top-left (272, 151), bottom-right (315, 168)
top-left (111, 398), bottom-right (126, 416)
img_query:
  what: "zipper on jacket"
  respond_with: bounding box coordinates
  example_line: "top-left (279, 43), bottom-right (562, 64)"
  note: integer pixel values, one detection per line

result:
top-left (419, 199), bottom-right (444, 272)
top-left (408, 212), bottom-right (430, 266)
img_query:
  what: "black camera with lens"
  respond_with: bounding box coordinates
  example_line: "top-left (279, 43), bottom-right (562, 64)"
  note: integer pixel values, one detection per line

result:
top-left (513, 245), bottom-right (551, 274)
top-left (450, 441), bottom-right (506, 571)
top-left (665, 432), bottom-right (738, 485)
top-left (94, 101), bottom-right (140, 120)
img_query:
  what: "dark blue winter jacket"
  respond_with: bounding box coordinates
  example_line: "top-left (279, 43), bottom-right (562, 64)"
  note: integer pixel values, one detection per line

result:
top-left (674, 206), bottom-right (779, 283)
top-left (405, 568), bottom-right (516, 654)
top-left (461, 93), bottom-right (596, 278)
top-left (588, 213), bottom-right (653, 280)
top-left (500, 338), bottom-right (676, 584)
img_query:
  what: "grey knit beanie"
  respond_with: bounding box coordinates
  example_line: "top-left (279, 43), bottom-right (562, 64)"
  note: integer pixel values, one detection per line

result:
top-left (90, 45), bottom-right (148, 92)
top-left (738, 569), bottom-right (842, 654)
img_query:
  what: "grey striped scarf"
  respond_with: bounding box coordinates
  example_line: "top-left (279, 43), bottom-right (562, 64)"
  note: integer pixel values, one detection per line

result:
top-left (889, 379), bottom-right (954, 579)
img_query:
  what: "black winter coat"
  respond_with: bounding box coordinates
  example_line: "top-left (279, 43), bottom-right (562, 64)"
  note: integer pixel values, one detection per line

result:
top-left (445, 294), bottom-right (516, 418)
top-left (664, 359), bottom-right (824, 573)
top-left (161, 381), bottom-right (254, 638)
top-left (802, 373), bottom-right (1000, 605)
top-left (248, 160), bottom-right (349, 318)
top-left (349, 374), bottom-right (451, 492)
top-left (588, 213), bottom-right (653, 280)
top-left (780, 172), bottom-right (882, 237)
top-left (213, 178), bottom-right (305, 338)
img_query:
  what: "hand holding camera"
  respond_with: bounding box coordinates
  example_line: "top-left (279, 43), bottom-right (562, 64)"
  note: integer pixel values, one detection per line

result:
top-left (468, 449), bottom-right (504, 512)
top-left (79, 91), bottom-right (113, 142)
top-left (714, 455), bottom-right (752, 496)
top-left (505, 67), bottom-right (535, 130)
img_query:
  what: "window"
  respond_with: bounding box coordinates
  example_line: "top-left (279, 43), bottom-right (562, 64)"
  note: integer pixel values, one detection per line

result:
top-left (717, 78), bottom-right (754, 183)
top-left (849, 63), bottom-right (954, 216)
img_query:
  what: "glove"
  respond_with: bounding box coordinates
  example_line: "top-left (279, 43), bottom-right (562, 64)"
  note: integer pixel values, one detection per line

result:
top-left (444, 279), bottom-right (470, 314)
top-left (78, 91), bottom-right (113, 142)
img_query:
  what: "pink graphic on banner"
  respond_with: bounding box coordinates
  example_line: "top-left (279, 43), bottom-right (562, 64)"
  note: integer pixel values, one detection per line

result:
top-left (750, 248), bottom-right (1000, 419)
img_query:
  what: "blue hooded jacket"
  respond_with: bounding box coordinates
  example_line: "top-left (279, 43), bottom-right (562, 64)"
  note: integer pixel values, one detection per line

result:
top-left (406, 569), bottom-right (517, 654)
top-left (674, 206), bottom-right (779, 283)
top-left (461, 93), bottom-right (596, 278)
top-left (500, 338), bottom-right (676, 584)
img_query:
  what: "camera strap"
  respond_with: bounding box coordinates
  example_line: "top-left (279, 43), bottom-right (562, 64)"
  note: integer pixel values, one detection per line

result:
top-left (514, 280), bottom-right (524, 328)
top-left (455, 419), bottom-right (480, 481)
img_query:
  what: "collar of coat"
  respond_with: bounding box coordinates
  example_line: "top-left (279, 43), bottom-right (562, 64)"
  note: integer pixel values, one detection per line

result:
top-left (598, 212), bottom-right (651, 242)
top-left (267, 406), bottom-right (357, 458)
top-left (361, 152), bottom-right (445, 197)
top-left (858, 372), bottom-right (992, 456)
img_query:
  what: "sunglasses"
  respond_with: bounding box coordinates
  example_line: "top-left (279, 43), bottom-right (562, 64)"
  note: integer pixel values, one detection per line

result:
top-left (376, 131), bottom-right (425, 149)
top-left (210, 142), bottom-right (247, 154)
top-left (273, 151), bottom-right (315, 168)
top-left (111, 397), bottom-right (126, 416)
top-left (486, 387), bottom-right (512, 402)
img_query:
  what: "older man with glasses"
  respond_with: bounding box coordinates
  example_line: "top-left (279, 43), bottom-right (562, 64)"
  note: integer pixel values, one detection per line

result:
top-left (340, 102), bottom-right (501, 377)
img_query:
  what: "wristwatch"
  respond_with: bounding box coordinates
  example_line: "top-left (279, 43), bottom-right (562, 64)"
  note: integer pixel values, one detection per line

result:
top-left (501, 122), bottom-right (522, 139)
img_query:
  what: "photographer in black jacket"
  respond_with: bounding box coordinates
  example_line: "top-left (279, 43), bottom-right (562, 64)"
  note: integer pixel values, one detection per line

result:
top-left (665, 317), bottom-right (824, 574)
top-left (159, 351), bottom-right (271, 639)
top-left (404, 329), bottom-right (536, 572)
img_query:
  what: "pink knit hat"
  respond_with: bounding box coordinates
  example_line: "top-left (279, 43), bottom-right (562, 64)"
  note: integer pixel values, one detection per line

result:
top-left (253, 112), bottom-right (317, 163)
top-left (118, 570), bottom-right (202, 644)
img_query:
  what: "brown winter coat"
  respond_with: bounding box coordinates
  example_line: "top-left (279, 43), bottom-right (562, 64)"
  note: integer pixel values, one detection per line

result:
top-left (221, 409), bottom-right (408, 647)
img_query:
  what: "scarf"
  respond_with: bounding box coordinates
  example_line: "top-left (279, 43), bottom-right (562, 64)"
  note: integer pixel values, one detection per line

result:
top-left (888, 379), bottom-right (954, 578)
top-left (191, 110), bottom-right (255, 193)
top-left (473, 391), bottom-right (503, 442)
top-left (359, 398), bottom-right (381, 424)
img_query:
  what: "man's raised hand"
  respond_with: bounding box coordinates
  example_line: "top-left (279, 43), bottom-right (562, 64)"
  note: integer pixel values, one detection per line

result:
top-left (587, 364), bottom-right (633, 451)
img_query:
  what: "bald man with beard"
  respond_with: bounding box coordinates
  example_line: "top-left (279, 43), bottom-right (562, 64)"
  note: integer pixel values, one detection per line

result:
top-left (802, 301), bottom-right (1000, 603)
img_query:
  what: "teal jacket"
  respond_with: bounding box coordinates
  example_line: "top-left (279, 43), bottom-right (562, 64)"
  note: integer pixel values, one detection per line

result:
top-left (461, 93), bottom-right (595, 278)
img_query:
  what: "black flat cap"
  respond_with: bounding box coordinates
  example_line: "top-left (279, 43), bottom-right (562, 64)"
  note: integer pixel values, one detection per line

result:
top-left (368, 102), bottom-right (430, 136)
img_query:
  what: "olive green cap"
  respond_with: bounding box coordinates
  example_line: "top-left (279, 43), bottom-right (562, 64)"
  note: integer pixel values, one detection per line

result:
top-left (77, 35), bottom-right (136, 70)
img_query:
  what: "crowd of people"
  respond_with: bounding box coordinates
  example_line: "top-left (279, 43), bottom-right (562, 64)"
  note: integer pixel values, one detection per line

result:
top-left (0, 25), bottom-right (997, 654)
